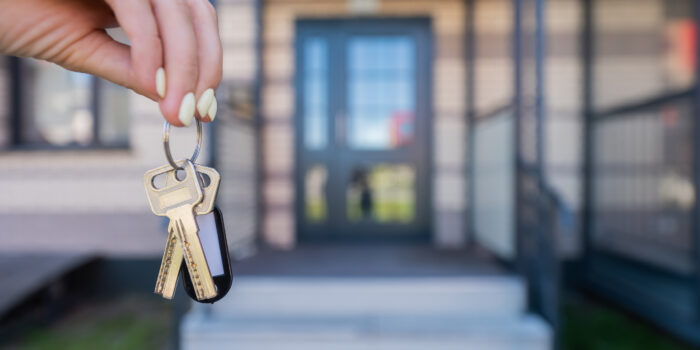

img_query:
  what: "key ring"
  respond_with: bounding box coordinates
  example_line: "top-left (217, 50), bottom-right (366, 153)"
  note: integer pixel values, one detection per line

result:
top-left (163, 119), bottom-right (202, 170)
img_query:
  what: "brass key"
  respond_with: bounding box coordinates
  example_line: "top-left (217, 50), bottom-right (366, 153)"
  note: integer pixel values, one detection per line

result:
top-left (144, 160), bottom-right (217, 300)
top-left (154, 163), bottom-right (221, 299)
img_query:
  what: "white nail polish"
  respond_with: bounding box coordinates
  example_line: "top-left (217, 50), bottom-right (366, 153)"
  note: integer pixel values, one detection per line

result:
top-left (207, 97), bottom-right (217, 122)
top-left (197, 89), bottom-right (214, 117)
top-left (156, 68), bottom-right (166, 98)
top-left (179, 93), bottom-right (195, 126)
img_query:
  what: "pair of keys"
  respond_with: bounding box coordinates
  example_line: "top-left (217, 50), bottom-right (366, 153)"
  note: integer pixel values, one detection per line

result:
top-left (143, 120), bottom-right (232, 303)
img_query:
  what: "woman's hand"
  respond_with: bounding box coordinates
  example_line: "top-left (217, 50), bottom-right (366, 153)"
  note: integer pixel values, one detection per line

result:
top-left (0, 0), bottom-right (222, 126)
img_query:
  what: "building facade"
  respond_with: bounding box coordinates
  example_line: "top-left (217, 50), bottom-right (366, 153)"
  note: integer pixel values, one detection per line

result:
top-left (3, 0), bottom-right (700, 346)
top-left (0, 0), bottom-right (585, 256)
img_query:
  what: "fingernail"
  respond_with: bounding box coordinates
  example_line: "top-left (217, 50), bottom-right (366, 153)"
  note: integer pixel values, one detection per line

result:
top-left (178, 92), bottom-right (195, 126)
top-left (207, 97), bottom-right (217, 122)
top-left (197, 88), bottom-right (214, 117)
top-left (156, 68), bottom-right (166, 98)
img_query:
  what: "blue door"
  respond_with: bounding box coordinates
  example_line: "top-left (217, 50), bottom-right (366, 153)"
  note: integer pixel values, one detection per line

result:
top-left (296, 19), bottom-right (432, 240)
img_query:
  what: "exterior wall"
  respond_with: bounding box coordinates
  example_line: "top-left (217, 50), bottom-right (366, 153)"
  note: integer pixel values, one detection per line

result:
top-left (593, 0), bottom-right (677, 109)
top-left (0, 81), bottom-right (208, 255)
top-left (216, 0), bottom-right (260, 258)
top-left (0, 1), bottom-right (259, 257)
top-left (471, 0), bottom-right (515, 258)
top-left (261, 0), bottom-right (468, 248)
top-left (473, 0), bottom-right (513, 114)
top-left (545, 0), bottom-right (583, 256)
top-left (0, 0), bottom-right (587, 257)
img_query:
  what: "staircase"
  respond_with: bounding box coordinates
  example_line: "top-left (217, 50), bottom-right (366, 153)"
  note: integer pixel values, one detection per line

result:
top-left (181, 276), bottom-right (551, 349)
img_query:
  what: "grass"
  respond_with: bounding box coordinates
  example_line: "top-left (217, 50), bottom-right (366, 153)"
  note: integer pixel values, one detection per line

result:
top-left (6, 296), bottom-right (172, 350)
top-left (562, 294), bottom-right (693, 350)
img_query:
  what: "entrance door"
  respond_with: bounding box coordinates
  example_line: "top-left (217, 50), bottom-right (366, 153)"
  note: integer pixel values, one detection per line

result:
top-left (296, 19), bottom-right (431, 240)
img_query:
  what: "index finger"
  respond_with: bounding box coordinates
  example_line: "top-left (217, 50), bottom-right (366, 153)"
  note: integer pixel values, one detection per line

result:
top-left (105, 0), bottom-right (163, 100)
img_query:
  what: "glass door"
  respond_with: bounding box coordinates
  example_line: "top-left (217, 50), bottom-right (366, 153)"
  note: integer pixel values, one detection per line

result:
top-left (296, 19), bottom-right (431, 240)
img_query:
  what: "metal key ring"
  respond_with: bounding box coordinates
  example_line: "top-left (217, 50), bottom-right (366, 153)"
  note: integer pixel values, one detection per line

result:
top-left (163, 119), bottom-right (202, 170)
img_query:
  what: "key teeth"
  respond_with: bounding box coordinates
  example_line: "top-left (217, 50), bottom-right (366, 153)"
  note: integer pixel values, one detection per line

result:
top-left (154, 228), bottom-right (182, 300)
top-left (173, 216), bottom-right (218, 300)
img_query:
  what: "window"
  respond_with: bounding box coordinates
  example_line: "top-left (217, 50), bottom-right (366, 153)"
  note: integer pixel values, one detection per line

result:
top-left (10, 57), bottom-right (130, 148)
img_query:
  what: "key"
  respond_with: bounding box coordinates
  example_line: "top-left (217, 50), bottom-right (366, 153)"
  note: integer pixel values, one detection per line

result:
top-left (144, 160), bottom-right (217, 300)
top-left (182, 207), bottom-right (233, 304)
top-left (147, 161), bottom-right (216, 300)
top-left (194, 165), bottom-right (221, 215)
top-left (148, 162), bottom-right (201, 298)
top-left (155, 164), bottom-right (221, 298)
top-left (155, 164), bottom-right (221, 299)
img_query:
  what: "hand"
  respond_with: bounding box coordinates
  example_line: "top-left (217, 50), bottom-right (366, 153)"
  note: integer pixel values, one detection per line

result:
top-left (0, 0), bottom-right (223, 126)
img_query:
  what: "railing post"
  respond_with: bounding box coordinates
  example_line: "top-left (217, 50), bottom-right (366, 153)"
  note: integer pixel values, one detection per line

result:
top-left (580, 0), bottom-right (594, 280)
top-left (693, 0), bottom-right (700, 328)
top-left (9, 57), bottom-right (22, 146)
top-left (464, 0), bottom-right (476, 245)
top-left (512, 0), bottom-right (523, 273)
top-left (254, 0), bottom-right (265, 246)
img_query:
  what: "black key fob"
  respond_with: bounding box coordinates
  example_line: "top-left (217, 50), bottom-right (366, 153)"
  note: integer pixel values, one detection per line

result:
top-left (181, 207), bottom-right (233, 303)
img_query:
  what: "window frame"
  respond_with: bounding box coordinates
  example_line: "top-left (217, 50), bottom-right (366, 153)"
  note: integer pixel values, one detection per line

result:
top-left (7, 57), bottom-right (130, 151)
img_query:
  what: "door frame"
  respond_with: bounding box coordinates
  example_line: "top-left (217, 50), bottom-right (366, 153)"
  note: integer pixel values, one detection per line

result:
top-left (293, 17), bottom-right (434, 243)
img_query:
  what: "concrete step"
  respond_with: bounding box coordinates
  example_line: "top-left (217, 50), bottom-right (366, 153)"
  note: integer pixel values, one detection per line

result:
top-left (201, 276), bottom-right (527, 319)
top-left (180, 276), bottom-right (551, 349)
top-left (182, 314), bottom-right (551, 350)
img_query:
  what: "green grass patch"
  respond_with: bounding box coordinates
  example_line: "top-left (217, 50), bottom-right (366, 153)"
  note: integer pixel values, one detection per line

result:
top-left (562, 295), bottom-right (693, 350)
top-left (9, 296), bottom-right (171, 350)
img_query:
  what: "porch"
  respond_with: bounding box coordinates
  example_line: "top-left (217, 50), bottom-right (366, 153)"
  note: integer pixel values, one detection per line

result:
top-left (181, 245), bottom-right (551, 349)
top-left (198, 0), bottom-right (560, 348)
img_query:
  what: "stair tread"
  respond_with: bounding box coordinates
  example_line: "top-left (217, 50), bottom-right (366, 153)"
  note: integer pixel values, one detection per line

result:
top-left (181, 276), bottom-right (551, 349)
top-left (207, 276), bottom-right (526, 317)
top-left (225, 276), bottom-right (524, 287)
top-left (184, 314), bottom-right (551, 339)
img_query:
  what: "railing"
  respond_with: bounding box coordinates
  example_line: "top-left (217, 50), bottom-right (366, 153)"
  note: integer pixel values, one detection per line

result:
top-left (468, 0), bottom-right (561, 343)
top-left (518, 164), bottom-right (564, 331)
top-left (514, 93), bottom-right (563, 335)
top-left (582, 89), bottom-right (700, 344)
top-left (471, 102), bottom-right (563, 336)
top-left (591, 90), bottom-right (695, 274)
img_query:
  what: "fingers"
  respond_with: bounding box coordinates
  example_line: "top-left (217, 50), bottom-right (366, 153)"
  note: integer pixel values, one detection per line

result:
top-left (152, 0), bottom-right (199, 126)
top-left (105, 0), bottom-right (163, 101)
top-left (99, 0), bottom-right (220, 126)
top-left (65, 30), bottom-right (148, 95)
top-left (186, 0), bottom-right (223, 122)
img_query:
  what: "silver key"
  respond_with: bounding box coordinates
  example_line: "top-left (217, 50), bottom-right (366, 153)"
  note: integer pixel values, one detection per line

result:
top-left (144, 160), bottom-right (217, 300)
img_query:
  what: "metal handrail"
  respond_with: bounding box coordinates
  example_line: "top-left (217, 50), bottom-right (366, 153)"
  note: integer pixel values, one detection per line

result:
top-left (473, 103), bottom-right (514, 125)
top-left (594, 89), bottom-right (694, 121)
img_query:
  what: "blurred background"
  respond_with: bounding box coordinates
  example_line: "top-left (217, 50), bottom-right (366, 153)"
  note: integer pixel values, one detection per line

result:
top-left (1, 0), bottom-right (699, 349)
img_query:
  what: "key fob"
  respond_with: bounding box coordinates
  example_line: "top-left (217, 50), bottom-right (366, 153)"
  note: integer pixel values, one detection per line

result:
top-left (181, 207), bottom-right (233, 303)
